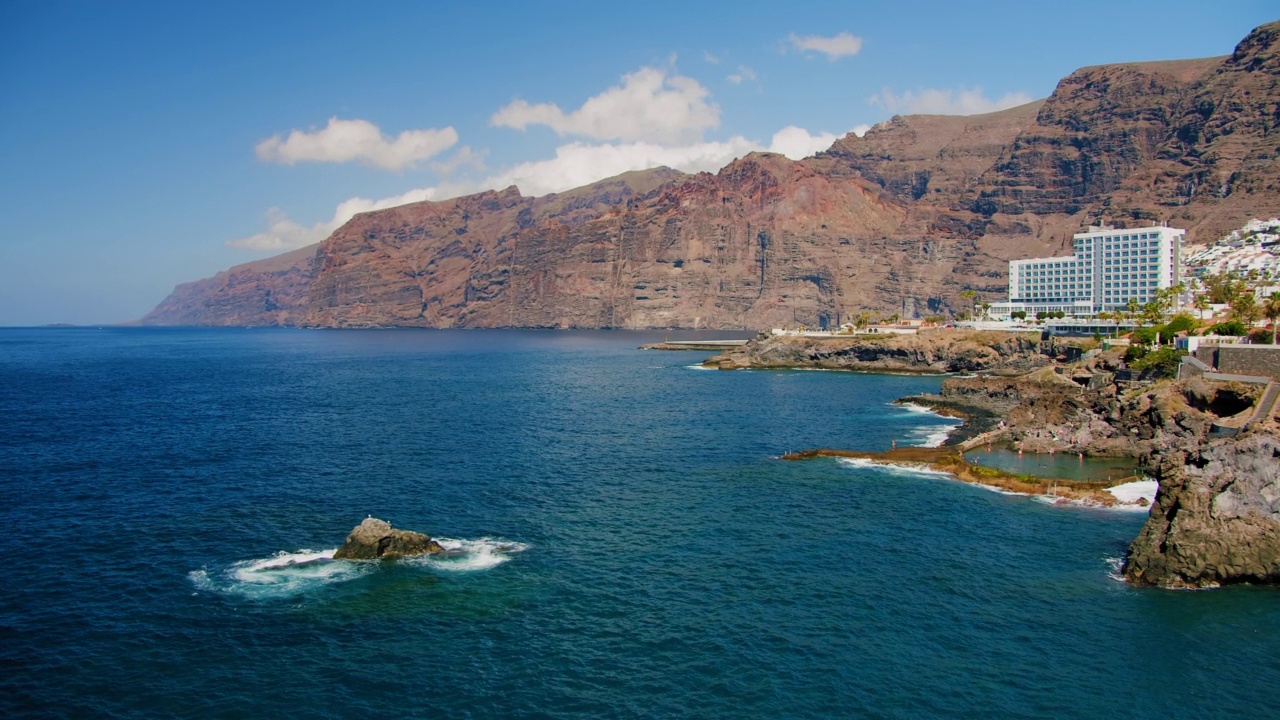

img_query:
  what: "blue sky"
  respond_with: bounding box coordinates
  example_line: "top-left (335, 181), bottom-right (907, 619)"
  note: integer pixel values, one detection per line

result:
top-left (0, 1), bottom-right (1274, 325)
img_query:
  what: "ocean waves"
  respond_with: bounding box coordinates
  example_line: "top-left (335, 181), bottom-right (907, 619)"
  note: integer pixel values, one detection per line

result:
top-left (406, 537), bottom-right (530, 572)
top-left (835, 457), bottom-right (954, 479)
top-left (894, 402), bottom-right (963, 448)
top-left (189, 538), bottom-right (527, 599)
top-left (188, 548), bottom-right (365, 599)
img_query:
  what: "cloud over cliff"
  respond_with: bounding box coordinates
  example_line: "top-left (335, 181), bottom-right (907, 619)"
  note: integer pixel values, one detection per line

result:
top-left (256, 118), bottom-right (458, 171)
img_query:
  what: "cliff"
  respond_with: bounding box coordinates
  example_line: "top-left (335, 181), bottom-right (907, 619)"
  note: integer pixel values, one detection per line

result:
top-left (1124, 428), bottom-right (1280, 588)
top-left (143, 243), bottom-right (318, 326)
top-left (144, 22), bottom-right (1280, 329)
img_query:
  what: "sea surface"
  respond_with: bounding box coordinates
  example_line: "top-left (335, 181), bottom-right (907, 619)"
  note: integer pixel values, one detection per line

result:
top-left (962, 447), bottom-right (1138, 483)
top-left (1, 328), bottom-right (1276, 719)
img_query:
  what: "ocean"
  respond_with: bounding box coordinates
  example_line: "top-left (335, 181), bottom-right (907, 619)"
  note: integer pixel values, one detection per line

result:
top-left (2, 328), bottom-right (1276, 718)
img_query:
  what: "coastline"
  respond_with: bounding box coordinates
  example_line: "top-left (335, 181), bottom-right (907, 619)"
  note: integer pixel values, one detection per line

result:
top-left (781, 446), bottom-right (1148, 509)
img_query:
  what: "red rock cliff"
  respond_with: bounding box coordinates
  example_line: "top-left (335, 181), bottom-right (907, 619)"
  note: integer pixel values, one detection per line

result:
top-left (143, 22), bottom-right (1280, 329)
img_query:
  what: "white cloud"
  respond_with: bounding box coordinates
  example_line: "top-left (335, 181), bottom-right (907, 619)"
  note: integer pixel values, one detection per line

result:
top-left (786, 32), bottom-right (863, 60)
top-left (851, 124), bottom-right (872, 137)
top-left (255, 117), bottom-right (458, 171)
top-left (227, 187), bottom-right (443, 251)
top-left (727, 66), bottom-right (758, 85)
top-left (703, 50), bottom-right (721, 64)
top-left (484, 125), bottom-right (842, 196)
top-left (484, 139), bottom-right (759, 196)
top-left (231, 124), bottom-right (843, 251)
top-left (767, 126), bottom-right (837, 159)
top-left (490, 67), bottom-right (720, 144)
top-left (869, 86), bottom-right (1034, 116)
top-left (431, 145), bottom-right (488, 176)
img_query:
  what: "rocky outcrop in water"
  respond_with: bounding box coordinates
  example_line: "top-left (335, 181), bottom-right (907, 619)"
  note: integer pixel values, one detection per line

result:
top-left (142, 22), bottom-right (1280, 329)
top-left (332, 517), bottom-right (444, 560)
top-left (703, 330), bottom-right (1049, 373)
top-left (1123, 429), bottom-right (1280, 588)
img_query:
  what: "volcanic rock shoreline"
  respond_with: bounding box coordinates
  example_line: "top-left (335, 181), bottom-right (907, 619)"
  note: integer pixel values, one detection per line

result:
top-left (769, 338), bottom-right (1280, 589)
top-left (701, 330), bottom-right (1049, 374)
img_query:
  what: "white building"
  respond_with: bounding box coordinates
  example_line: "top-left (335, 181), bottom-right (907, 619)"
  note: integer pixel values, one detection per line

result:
top-left (989, 224), bottom-right (1184, 319)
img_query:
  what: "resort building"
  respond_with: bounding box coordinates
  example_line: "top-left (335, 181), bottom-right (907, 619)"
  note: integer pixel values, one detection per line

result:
top-left (989, 224), bottom-right (1184, 319)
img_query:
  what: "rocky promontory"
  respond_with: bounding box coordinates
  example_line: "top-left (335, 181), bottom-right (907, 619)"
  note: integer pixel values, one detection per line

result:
top-left (902, 366), bottom-right (1257, 456)
top-left (1124, 430), bottom-right (1280, 588)
top-left (776, 337), bottom-right (1280, 588)
top-left (332, 518), bottom-right (444, 560)
top-left (702, 330), bottom-right (1048, 374)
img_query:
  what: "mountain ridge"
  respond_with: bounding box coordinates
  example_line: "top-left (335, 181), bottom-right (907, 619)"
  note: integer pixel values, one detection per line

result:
top-left (143, 21), bottom-right (1280, 329)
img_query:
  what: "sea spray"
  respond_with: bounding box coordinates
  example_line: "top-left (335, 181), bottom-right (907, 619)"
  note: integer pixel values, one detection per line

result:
top-left (835, 457), bottom-right (955, 479)
top-left (189, 548), bottom-right (369, 599)
top-left (892, 402), bottom-right (963, 447)
top-left (405, 537), bottom-right (530, 572)
top-left (190, 538), bottom-right (528, 598)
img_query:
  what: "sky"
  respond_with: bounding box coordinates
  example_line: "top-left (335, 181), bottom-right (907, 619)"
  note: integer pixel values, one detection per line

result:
top-left (0, 1), bottom-right (1275, 325)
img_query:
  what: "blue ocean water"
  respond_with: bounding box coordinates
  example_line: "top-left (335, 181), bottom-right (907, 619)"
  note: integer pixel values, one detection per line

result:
top-left (1, 328), bottom-right (1277, 719)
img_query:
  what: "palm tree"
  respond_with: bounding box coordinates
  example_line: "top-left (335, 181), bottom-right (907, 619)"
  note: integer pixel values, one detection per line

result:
top-left (959, 289), bottom-right (977, 320)
top-left (1193, 294), bottom-right (1210, 319)
top-left (1231, 292), bottom-right (1259, 326)
top-left (1264, 292), bottom-right (1280, 345)
top-left (1122, 297), bottom-right (1141, 325)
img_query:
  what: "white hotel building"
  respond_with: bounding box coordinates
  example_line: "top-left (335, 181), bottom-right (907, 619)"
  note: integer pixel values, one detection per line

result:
top-left (988, 225), bottom-right (1184, 319)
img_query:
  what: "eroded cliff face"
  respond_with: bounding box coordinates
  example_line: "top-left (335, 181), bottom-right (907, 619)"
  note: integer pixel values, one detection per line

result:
top-left (142, 244), bottom-right (318, 326)
top-left (143, 22), bottom-right (1280, 329)
top-left (298, 158), bottom-right (910, 329)
top-left (1124, 429), bottom-right (1280, 588)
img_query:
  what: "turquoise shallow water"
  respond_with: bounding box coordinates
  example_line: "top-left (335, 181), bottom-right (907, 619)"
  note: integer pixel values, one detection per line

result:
top-left (1, 328), bottom-right (1277, 718)
top-left (963, 448), bottom-right (1139, 482)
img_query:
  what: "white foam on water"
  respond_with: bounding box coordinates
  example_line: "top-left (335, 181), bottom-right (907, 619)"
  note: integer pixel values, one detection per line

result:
top-left (835, 457), bottom-right (955, 479)
top-left (408, 537), bottom-right (529, 572)
top-left (896, 402), bottom-right (937, 415)
top-left (189, 548), bottom-right (371, 599)
top-left (1105, 556), bottom-right (1127, 583)
top-left (893, 402), bottom-right (963, 448)
top-left (971, 482), bottom-right (1024, 497)
top-left (1029, 493), bottom-right (1152, 512)
top-left (685, 364), bottom-right (717, 371)
top-left (1106, 480), bottom-right (1158, 506)
top-left (909, 426), bottom-right (957, 448)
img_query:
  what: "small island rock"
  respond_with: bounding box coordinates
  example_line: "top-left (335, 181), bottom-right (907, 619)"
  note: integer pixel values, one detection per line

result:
top-left (333, 517), bottom-right (444, 560)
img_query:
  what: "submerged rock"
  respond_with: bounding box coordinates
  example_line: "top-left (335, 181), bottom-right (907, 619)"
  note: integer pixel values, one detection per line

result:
top-left (1123, 430), bottom-right (1280, 588)
top-left (332, 517), bottom-right (444, 560)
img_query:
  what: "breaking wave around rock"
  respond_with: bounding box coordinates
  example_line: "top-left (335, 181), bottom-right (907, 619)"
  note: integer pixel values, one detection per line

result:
top-left (405, 537), bottom-right (530, 572)
top-left (190, 538), bottom-right (528, 598)
top-left (894, 402), bottom-right (963, 447)
top-left (835, 457), bottom-right (955, 479)
top-left (1105, 480), bottom-right (1157, 506)
top-left (1105, 556), bottom-right (1126, 582)
top-left (189, 548), bottom-right (367, 599)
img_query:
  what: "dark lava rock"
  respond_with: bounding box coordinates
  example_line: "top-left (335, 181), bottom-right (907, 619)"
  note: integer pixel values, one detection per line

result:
top-left (332, 517), bottom-right (444, 560)
top-left (1124, 430), bottom-right (1280, 588)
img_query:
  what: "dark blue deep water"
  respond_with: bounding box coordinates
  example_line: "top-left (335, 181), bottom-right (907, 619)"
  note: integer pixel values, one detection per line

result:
top-left (2, 328), bottom-right (1277, 719)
